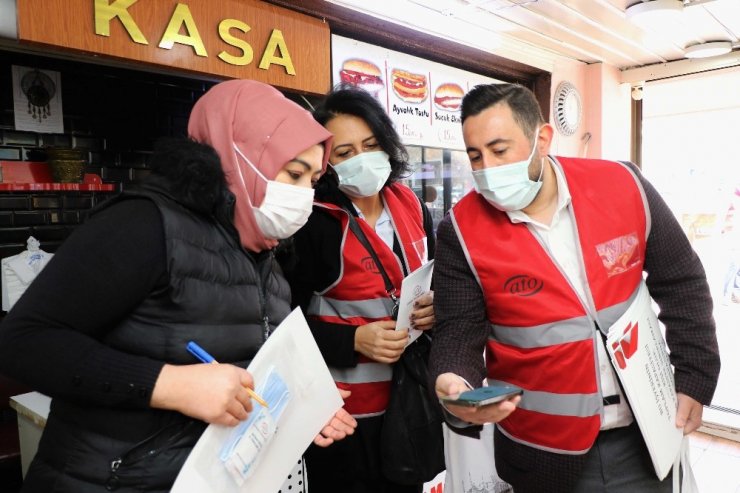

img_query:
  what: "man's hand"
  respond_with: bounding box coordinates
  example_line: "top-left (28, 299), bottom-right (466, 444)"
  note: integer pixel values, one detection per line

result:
top-left (355, 320), bottom-right (408, 363)
top-left (435, 372), bottom-right (520, 425)
top-left (676, 392), bottom-right (704, 435)
top-left (313, 389), bottom-right (358, 447)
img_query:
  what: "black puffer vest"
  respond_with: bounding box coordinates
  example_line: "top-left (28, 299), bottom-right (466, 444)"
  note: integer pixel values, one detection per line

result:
top-left (104, 183), bottom-right (291, 363)
top-left (26, 140), bottom-right (291, 492)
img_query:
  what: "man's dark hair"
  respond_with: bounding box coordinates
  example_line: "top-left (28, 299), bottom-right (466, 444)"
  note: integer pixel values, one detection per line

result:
top-left (461, 83), bottom-right (545, 140)
top-left (313, 84), bottom-right (412, 186)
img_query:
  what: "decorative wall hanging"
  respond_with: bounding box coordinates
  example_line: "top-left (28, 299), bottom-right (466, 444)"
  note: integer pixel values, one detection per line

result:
top-left (21, 69), bottom-right (56, 121)
top-left (553, 81), bottom-right (582, 136)
top-left (11, 65), bottom-right (64, 134)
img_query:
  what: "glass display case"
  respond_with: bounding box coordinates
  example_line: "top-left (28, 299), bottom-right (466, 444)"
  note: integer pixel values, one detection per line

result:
top-left (401, 146), bottom-right (474, 233)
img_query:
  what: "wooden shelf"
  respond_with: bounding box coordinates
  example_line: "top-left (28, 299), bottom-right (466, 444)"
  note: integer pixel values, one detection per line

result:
top-left (0, 182), bottom-right (115, 191)
top-left (0, 161), bottom-right (117, 192)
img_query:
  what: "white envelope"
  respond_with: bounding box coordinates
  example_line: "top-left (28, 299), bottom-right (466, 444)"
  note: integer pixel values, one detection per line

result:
top-left (395, 260), bottom-right (434, 345)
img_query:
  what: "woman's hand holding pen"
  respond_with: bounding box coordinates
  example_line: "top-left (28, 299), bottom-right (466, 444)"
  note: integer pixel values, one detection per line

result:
top-left (355, 320), bottom-right (408, 363)
top-left (151, 363), bottom-right (255, 426)
top-left (410, 290), bottom-right (435, 331)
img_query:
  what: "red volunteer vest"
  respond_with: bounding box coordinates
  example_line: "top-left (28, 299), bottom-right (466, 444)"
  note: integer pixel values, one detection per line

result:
top-left (451, 157), bottom-right (648, 453)
top-left (307, 184), bottom-right (427, 417)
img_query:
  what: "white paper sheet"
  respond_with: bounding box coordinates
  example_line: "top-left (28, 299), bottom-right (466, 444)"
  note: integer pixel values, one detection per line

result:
top-left (395, 260), bottom-right (434, 345)
top-left (606, 282), bottom-right (683, 480)
top-left (172, 308), bottom-right (344, 493)
top-left (12, 65), bottom-right (64, 134)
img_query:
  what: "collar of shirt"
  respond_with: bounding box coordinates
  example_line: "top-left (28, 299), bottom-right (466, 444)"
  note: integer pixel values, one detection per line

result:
top-left (354, 203), bottom-right (394, 249)
top-left (506, 156), bottom-right (572, 229)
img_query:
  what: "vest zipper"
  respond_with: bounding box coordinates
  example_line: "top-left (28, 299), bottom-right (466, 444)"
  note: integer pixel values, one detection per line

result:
top-left (257, 251), bottom-right (275, 342)
top-left (218, 193), bottom-right (272, 342)
top-left (106, 420), bottom-right (196, 490)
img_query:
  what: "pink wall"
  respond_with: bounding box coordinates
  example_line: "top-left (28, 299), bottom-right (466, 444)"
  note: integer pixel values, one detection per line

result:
top-left (547, 60), bottom-right (631, 162)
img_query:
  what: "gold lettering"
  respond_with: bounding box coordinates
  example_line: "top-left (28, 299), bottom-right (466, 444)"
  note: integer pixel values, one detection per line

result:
top-left (158, 3), bottom-right (207, 57)
top-left (94, 0), bottom-right (148, 45)
top-left (258, 29), bottom-right (295, 75)
top-left (218, 19), bottom-right (253, 66)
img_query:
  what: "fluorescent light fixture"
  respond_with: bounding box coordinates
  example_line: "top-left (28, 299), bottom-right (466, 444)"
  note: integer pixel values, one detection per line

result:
top-left (684, 41), bottom-right (733, 59)
top-left (0, 0), bottom-right (18, 39)
top-left (625, 0), bottom-right (684, 27)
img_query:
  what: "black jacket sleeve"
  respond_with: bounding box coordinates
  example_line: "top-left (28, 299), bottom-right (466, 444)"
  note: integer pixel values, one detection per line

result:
top-left (0, 198), bottom-right (169, 409)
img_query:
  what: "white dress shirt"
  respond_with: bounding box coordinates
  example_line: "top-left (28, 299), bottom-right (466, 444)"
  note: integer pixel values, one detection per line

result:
top-left (507, 158), bottom-right (633, 430)
top-left (355, 203), bottom-right (394, 249)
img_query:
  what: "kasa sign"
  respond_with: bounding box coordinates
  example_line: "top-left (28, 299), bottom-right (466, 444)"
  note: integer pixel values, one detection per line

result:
top-left (17, 0), bottom-right (330, 94)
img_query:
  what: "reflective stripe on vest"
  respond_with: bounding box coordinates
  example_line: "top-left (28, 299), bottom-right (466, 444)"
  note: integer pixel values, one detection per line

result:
top-left (451, 156), bottom-right (648, 453)
top-left (490, 293), bottom-right (636, 348)
top-left (487, 379), bottom-right (601, 417)
top-left (330, 362), bottom-right (393, 418)
top-left (307, 295), bottom-right (397, 322)
top-left (308, 184), bottom-right (427, 417)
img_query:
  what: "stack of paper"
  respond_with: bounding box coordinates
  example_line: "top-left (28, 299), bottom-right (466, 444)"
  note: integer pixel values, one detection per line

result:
top-left (606, 282), bottom-right (683, 480)
top-left (172, 308), bottom-right (344, 493)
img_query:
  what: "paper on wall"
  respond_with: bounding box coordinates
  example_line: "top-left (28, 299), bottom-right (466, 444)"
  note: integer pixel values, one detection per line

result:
top-left (171, 308), bottom-right (344, 493)
top-left (395, 260), bottom-right (434, 346)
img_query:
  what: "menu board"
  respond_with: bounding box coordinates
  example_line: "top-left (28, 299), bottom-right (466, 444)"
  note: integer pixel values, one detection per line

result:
top-left (331, 35), bottom-right (502, 151)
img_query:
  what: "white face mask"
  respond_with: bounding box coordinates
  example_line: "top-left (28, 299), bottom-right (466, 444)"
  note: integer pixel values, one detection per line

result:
top-left (472, 130), bottom-right (543, 212)
top-left (234, 144), bottom-right (315, 239)
top-left (332, 150), bottom-right (392, 198)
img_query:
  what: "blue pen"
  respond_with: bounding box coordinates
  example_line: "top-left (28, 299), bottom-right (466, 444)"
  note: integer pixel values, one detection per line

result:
top-left (186, 341), bottom-right (268, 408)
top-left (186, 341), bottom-right (216, 364)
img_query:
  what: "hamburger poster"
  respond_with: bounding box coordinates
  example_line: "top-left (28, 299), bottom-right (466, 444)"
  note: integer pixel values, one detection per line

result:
top-left (332, 35), bottom-right (501, 150)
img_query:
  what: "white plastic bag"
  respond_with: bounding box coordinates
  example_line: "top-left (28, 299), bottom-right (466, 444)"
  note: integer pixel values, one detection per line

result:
top-left (443, 423), bottom-right (512, 493)
top-left (672, 436), bottom-right (699, 493)
top-left (1, 236), bottom-right (53, 311)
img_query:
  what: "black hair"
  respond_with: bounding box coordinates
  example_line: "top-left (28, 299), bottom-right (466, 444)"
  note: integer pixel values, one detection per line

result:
top-left (149, 137), bottom-right (228, 215)
top-left (313, 84), bottom-right (412, 193)
top-left (461, 84), bottom-right (545, 141)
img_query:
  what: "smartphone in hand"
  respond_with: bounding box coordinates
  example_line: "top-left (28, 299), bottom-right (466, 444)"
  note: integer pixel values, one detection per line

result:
top-left (440, 384), bottom-right (523, 407)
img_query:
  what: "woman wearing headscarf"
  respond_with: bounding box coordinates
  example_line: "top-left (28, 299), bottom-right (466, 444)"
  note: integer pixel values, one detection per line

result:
top-left (0, 79), bottom-right (356, 492)
top-left (286, 86), bottom-right (437, 492)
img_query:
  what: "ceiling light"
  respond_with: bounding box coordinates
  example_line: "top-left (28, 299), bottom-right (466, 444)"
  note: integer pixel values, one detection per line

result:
top-left (684, 41), bottom-right (733, 59)
top-left (625, 0), bottom-right (684, 27)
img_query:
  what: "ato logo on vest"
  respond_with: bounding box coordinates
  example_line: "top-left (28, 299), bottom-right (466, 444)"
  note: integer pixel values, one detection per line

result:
top-left (362, 256), bottom-right (380, 274)
top-left (504, 274), bottom-right (543, 297)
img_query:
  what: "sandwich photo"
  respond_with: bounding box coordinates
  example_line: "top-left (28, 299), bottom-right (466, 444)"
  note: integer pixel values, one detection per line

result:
top-left (339, 59), bottom-right (384, 94)
top-left (434, 83), bottom-right (464, 111)
top-left (390, 68), bottom-right (428, 104)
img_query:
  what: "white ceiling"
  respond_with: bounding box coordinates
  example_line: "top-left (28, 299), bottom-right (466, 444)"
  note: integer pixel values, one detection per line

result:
top-left (324, 0), bottom-right (740, 82)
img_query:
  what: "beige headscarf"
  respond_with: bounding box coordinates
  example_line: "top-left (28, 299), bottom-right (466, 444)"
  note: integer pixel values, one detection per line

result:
top-left (188, 79), bottom-right (332, 252)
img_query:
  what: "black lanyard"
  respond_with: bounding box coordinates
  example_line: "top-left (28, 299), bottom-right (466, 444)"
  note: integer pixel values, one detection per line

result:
top-left (343, 207), bottom-right (400, 317)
